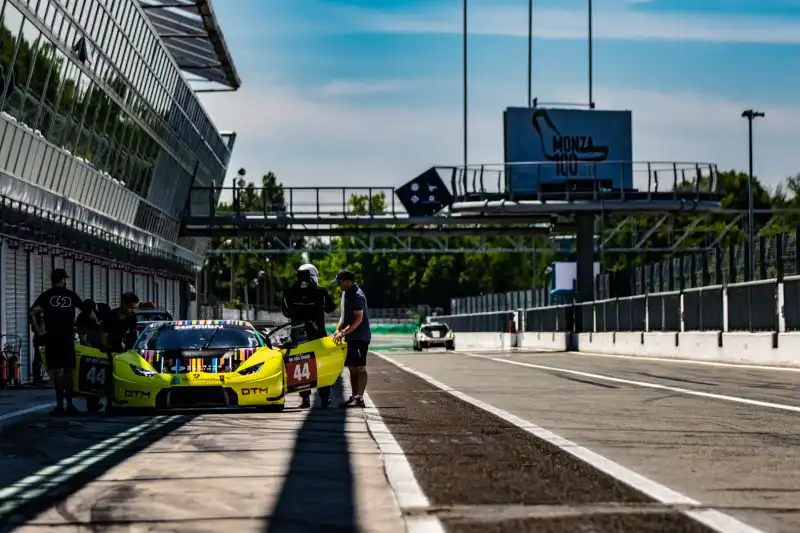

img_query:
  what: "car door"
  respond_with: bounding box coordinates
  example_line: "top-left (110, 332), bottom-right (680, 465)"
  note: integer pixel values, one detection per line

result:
top-left (72, 343), bottom-right (112, 397)
top-left (283, 336), bottom-right (346, 394)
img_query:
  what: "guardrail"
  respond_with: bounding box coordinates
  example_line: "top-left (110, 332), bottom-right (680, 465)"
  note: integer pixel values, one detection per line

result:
top-left (433, 276), bottom-right (796, 334)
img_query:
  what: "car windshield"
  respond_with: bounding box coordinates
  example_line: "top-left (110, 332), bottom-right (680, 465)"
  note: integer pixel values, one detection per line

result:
top-left (421, 325), bottom-right (449, 336)
top-left (134, 324), bottom-right (262, 351)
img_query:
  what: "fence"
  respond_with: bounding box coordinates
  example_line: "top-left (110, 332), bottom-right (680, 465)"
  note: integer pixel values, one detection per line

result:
top-left (435, 275), bottom-right (800, 334)
top-left (449, 233), bottom-right (800, 314)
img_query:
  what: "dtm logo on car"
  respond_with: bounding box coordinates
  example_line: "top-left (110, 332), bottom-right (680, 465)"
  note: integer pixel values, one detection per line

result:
top-left (124, 390), bottom-right (151, 398)
top-left (241, 388), bottom-right (268, 395)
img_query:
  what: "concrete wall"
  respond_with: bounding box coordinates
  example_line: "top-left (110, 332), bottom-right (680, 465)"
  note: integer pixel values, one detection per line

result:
top-left (456, 332), bottom-right (568, 352)
top-left (574, 331), bottom-right (800, 367)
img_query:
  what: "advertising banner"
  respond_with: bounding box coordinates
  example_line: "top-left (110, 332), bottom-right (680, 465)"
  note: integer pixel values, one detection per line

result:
top-left (504, 107), bottom-right (633, 194)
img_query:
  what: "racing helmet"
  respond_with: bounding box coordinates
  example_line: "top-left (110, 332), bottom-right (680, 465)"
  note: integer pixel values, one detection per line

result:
top-left (296, 263), bottom-right (320, 288)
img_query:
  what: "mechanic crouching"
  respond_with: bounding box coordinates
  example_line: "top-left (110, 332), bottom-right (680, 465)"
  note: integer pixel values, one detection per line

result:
top-left (281, 263), bottom-right (336, 408)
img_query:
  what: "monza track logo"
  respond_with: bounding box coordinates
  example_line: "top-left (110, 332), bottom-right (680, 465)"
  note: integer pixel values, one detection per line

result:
top-left (49, 295), bottom-right (73, 308)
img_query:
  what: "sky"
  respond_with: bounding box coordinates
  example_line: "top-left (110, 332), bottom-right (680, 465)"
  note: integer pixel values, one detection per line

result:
top-left (196, 0), bottom-right (800, 195)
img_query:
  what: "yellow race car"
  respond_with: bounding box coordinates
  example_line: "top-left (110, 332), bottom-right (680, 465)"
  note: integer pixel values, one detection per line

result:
top-left (46, 319), bottom-right (346, 412)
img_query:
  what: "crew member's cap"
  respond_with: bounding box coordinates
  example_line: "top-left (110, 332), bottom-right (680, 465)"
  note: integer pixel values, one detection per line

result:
top-left (51, 268), bottom-right (69, 282)
top-left (334, 269), bottom-right (355, 282)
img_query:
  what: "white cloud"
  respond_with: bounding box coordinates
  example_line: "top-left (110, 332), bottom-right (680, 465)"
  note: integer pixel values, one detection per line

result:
top-left (339, 2), bottom-right (800, 44)
top-left (199, 83), bottom-right (800, 208)
top-left (317, 79), bottom-right (409, 96)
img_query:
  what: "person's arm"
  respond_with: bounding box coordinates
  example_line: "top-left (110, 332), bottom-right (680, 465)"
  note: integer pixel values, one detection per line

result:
top-left (341, 294), bottom-right (365, 336)
top-left (29, 295), bottom-right (46, 335)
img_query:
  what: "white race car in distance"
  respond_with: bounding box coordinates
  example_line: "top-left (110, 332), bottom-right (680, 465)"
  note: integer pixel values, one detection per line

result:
top-left (412, 322), bottom-right (455, 351)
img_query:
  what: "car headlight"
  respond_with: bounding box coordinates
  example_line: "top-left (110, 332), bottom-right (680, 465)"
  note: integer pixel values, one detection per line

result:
top-left (130, 364), bottom-right (157, 377)
top-left (238, 362), bottom-right (263, 376)
top-left (447, 331), bottom-right (454, 339)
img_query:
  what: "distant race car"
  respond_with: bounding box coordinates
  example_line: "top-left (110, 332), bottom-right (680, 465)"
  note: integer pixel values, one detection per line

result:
top-left (43, 320), bottom-right (346, 412)
top-left (413, 322), bottom-right (455, 351)
top-left (135, 302), bottom-right (174, 333)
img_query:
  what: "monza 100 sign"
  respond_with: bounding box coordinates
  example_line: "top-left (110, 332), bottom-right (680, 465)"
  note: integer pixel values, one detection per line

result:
top-left (503, 107), bottom-right (633, 194)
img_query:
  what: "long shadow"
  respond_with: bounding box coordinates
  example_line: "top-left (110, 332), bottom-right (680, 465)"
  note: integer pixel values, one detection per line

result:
top-left (266, 378), bottom-right (361, 533)
top-left (0, 405), bottom-right (193, 532)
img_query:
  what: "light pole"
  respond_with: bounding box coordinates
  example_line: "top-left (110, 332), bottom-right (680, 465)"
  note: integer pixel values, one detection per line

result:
top-left (741, 109), bottom-right (764, 280)
top-left (527, 0), bottom-right (533, 107)
top-left (463, 0), bottom-right (468, 168)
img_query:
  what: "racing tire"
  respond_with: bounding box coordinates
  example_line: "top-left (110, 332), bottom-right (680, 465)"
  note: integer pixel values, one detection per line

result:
top-left (413, 344), bottom-right (422, 352)
top-left (446, 342), bottom-right (455, 351)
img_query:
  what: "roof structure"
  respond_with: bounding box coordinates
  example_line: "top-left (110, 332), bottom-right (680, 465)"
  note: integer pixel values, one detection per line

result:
top-left (139, 0), bottom-right (241, 90)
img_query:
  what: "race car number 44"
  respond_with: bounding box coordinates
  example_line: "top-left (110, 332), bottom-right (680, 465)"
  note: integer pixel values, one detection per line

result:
top-left (285, 351), bottom-right (318, 392)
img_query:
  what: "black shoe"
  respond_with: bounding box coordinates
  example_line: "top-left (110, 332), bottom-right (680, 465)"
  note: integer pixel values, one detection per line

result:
top-left (65, 404), bottom-right (82, 416)
top-left (318, 397), bottom-right (332, 409)
top-left (87, 401), bottom-right (104, 414)
top-left (355, 397), bottom-right (366, 408)
top-left (49, 406), bottom-right (66, 417)
top-left (340, 395), bottom-right (355, 408)
top-left (300, 398), bottom-right (311, 409)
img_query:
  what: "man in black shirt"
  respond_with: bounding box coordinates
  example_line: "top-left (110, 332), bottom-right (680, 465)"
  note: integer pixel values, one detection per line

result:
top-left (281, 264), bottom-right (336, 408)
top-left (103, 292), bottom-right (140, 352)
top-left (29, 268), bottom-right (83, 416)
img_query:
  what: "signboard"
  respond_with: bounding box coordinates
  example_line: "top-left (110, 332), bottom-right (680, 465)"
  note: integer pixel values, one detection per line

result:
top-left (551, 261), bottom-right (601, 293)
top-left (504, 107), bottom-right (633, 194)
top-left (396, 168), bottom-right (454, 217)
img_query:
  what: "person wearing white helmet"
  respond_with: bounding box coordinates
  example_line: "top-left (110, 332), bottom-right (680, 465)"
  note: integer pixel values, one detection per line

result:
top-left (281, 263), bottom-right (336, 408)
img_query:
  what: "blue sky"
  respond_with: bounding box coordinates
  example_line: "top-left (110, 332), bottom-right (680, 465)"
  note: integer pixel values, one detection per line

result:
top-left (198, 0), bottom-right (800, 193)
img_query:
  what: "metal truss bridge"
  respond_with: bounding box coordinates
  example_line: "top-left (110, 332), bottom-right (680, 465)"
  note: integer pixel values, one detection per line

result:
top-left (183, 161), bottom-right (800, 255)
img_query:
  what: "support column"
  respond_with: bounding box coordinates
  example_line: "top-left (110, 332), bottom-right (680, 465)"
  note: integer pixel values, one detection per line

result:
top-left (575, 213), bottom-right (595, 334)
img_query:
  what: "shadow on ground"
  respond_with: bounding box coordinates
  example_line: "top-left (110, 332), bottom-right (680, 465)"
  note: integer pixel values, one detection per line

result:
top-left (0, 408), bottom-right (193, 532)
top-left (266, 379), bottom-right (361, 533)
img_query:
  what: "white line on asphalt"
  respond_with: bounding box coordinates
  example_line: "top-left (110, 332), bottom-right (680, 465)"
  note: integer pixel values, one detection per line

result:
top-left (0, 415), bottom-right (183, 517)
top-left (566, 349), bottom-right (800, 373)
top-left (461, 352), bottom-right (800, 413)
top-left (362, 386), bottom-right (446, 533)
top-left (0, 403), bottom-right (52, 423)
top-left (373, 351), bottom-right (768, 533)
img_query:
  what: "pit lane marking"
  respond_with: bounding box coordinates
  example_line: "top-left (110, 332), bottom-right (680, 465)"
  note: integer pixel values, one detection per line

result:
top-left (460, 351), bottom-right (800, 414)
top-left (0, 415), bottom-right (182, 518)
top-left (361, 389), bottom-right (446, 533)
top-left (0, 403), bottom-right (52, 425)
top-left (373, 351), bottom-right (768, 533)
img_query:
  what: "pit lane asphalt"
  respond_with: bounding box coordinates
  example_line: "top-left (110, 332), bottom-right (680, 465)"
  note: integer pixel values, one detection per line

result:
top-left (371, 347), bottom-right (800, 533)
top-left (0, 382), bottom-right (406, 533)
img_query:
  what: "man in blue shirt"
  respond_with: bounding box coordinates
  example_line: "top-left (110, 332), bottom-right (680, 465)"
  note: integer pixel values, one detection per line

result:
top-left (332, 270), bottom-right (371, 408)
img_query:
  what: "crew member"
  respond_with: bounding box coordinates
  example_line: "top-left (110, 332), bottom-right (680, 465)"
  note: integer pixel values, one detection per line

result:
top-left (332, 270), bottom-right (371, 409)
top-left (76, 299), bottom-right (107, 413)
top-left (76, 299), bottom-right (106, 349)
top-left (103, 292), bottom-right (140, 352)
top-left (281, 263), bottom-right (336, 408)
top-left (97, 292), bottom-right (139, 408)
top-left (29, 268), bottom-right (83, 416)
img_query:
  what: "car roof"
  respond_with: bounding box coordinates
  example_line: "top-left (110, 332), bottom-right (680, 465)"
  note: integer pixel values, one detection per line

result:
top-left (422, 322), bottom-right (448, 328)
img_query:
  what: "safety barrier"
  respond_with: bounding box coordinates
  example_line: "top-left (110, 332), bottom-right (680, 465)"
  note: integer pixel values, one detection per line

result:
top-left (432, 276), bottom-right (800, 366)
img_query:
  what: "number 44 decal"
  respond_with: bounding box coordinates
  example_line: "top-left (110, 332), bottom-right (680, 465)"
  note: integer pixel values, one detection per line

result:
top-left (293, 362), bottom-right (311, 381)
top-left (86, 366), bottom-right (106, 385)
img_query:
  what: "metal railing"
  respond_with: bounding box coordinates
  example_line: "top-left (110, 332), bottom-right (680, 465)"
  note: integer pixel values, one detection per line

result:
top-left (434, 276), bottom-right (795, 333)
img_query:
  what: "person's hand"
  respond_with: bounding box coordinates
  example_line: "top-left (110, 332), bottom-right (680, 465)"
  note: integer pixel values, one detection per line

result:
top-left (332, 331), bottom-right (343, 345)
